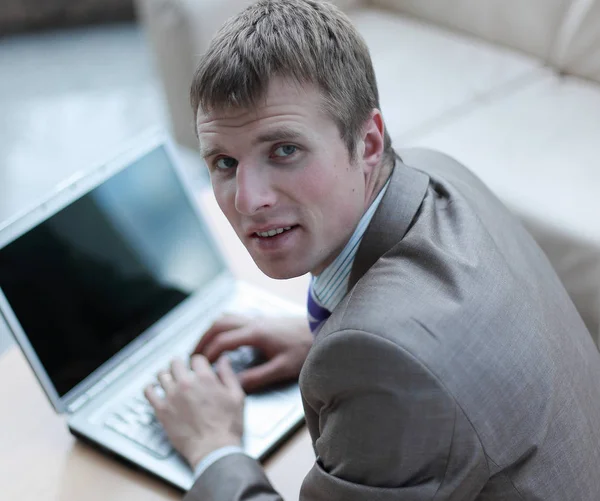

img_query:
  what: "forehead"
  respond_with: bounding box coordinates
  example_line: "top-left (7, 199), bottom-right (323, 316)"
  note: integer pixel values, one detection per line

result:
top-left (195, 78), bottom-right (330, 145)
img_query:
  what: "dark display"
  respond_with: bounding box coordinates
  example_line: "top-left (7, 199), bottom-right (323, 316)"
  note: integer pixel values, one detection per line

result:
top-left (0, 146), bottom-right (223, 396)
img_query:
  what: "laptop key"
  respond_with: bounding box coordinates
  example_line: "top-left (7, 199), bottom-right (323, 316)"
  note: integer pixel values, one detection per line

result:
top-left (148, 435), bottom-right (173, 457)
top-left (104, 415), bottom-right (130, 436)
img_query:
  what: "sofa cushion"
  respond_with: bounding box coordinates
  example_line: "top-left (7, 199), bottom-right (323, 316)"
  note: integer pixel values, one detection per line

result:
top-left (404, 73), bottom-right (600, 344)
top-left (370, 0), bottom-right (571, 62)
top-left (346, 8), bottom-right (542, 139)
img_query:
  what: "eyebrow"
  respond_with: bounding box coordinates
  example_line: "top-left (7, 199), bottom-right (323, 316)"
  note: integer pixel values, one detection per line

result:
top-left (200, 126), bottom-right (304, 159)
top-left (200, 143), bottom-right (226, 159)
top-left (254, 127), bottom-right (304, 145)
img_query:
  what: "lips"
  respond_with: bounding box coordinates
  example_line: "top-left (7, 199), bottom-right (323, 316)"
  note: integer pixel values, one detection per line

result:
top-left (247, 224), bottom-right (298, 238)
top-left (245, 224), bottom-right (300, 256)
top-left (255, 226), bottom-right (293, 238)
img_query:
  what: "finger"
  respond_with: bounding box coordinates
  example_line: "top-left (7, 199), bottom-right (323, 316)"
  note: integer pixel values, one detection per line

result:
top-left (144, 384), bottom-right (165, 412)
top-left (170, 357), bottom-right (190, 383)
top-left (193, 314), bottom-right (247, 355)
top-left (238, 356), bottom-right (291, 393)
top-left (216, 356), bottom-right (244, 395)
top-left (190, 354), bottom-right (217, 381)
top-left (203, 326), bottom-right (262, 363)
top-left (157, 370), bottom-right (175, 393)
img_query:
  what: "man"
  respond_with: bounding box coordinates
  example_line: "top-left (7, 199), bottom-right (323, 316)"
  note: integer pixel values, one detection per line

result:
top-left (144, 0), bottom-right (600, 499)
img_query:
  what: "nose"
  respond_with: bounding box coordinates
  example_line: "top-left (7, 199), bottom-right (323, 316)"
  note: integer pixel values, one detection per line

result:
top-left (234, 162), bottom-right (277, 215)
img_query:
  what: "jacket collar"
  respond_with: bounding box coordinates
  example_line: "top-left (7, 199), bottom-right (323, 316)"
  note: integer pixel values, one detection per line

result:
top-left (349, 154), bottom-right (430, 290)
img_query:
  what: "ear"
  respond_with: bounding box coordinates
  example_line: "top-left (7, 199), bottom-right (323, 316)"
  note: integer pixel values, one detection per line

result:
top-left (359, 109), bottom-right (385, 181)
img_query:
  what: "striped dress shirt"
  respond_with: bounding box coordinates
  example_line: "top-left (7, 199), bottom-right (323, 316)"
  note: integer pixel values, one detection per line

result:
top-left (310, 178), bottom-right (390, 314)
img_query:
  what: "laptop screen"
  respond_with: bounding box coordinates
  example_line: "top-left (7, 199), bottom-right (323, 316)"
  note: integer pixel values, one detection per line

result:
top-left (0, 145), bottom-right (224, 397)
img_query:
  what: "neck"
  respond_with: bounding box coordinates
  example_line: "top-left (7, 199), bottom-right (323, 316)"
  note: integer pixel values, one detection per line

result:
top-left (364, 158), bottom-right (393, 208)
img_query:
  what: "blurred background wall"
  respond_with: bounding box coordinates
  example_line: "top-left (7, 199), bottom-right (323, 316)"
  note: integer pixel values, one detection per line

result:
top-left (0, 0), bottom-right (135, 36)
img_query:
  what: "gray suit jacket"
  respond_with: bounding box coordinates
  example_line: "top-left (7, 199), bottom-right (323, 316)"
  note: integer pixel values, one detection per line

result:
top-left (185, 149), bottom-right (600, 500)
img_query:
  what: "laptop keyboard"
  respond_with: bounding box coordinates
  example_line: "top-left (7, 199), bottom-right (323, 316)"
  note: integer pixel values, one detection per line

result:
top-left (104, 391), bottom-right (172, 458)
top-left (103, 346), bottom-right (289, 459)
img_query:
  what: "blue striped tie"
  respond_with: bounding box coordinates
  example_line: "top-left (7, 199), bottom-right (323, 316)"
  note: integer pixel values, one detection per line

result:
top-left (307, 285), bottom-right (331, 334)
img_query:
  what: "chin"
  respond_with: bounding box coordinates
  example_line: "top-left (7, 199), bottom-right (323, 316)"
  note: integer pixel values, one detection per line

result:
top-left (255, 260), bottom-right (309, 280)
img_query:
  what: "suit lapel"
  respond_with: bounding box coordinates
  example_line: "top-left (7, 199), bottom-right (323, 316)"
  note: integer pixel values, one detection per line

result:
top-left (349, 154), bottom-right (430, 289)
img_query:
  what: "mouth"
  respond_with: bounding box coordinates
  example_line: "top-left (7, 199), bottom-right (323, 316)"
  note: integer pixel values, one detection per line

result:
top-left (247, 225), bottom-right (300, 254)
top-left (252, 225), bottom-right (297, 238)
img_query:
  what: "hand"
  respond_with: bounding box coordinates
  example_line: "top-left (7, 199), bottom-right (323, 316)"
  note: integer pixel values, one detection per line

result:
top-left (144, 355), bottom-right (244, 469)
top-left (193, 314), bottom-right (313, 393)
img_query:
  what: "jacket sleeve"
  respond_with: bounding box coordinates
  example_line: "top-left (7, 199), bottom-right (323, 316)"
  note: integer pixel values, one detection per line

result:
top-left (184, 452), bottom-right (282, 501)
top-left (299, 329), bottom-right (489, 500)
top-left (185, 329), bottom-right (490, 501)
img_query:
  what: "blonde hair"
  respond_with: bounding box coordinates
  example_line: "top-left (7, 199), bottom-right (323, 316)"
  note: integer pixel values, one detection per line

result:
top-left (190, 0), bottom-right (394, 166)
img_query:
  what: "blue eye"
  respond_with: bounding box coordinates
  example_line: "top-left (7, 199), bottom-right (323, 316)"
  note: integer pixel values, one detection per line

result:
top-left (216, 157), bottom-right (238, 170)
top-left (273, 145), bottom-right (297, 157)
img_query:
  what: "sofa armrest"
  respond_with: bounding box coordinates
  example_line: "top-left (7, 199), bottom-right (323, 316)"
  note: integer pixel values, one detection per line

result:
top-left (551, 0), bottom-right (600, 84)
top-left (135, 0), bottom-right (255, 149)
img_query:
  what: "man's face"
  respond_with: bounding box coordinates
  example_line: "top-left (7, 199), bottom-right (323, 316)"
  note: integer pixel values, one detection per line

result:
top-left (196, 78), bottom-right (377, 279)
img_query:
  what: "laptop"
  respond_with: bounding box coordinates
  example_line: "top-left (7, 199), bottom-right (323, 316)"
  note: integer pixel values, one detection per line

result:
top-left (0, 131), bottom-right (305, 490)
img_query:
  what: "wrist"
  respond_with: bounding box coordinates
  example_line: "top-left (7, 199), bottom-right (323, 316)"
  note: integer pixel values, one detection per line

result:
top-left (187, 436), bottom-right (243, 469)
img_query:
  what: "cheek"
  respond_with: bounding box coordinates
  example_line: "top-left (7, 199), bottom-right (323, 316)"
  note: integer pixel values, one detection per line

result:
top-left (312, 163), bottom-right (362, 204)
top-left (212, 180), bottom-right (238, 223)
top-left (294, 159), bottom-right (343, 199)
top-left (298, 163), bottom-right (364, 227)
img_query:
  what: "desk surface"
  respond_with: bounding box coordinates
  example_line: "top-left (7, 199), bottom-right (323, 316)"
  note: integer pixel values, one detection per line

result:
top-left (0, 189), bottom-right (314, 501)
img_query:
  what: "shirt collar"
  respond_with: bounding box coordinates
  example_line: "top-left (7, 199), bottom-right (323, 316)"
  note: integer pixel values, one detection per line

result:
top-left (311, 177), bottom-right (391, 312)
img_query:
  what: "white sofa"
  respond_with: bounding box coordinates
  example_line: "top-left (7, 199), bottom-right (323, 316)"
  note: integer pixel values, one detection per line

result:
top-left (135, 0), bottom-right (600, 345)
